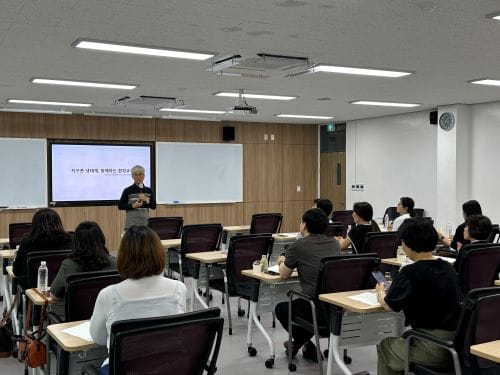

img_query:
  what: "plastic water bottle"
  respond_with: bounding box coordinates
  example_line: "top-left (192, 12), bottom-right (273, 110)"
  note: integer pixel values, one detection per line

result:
top-left (384, 214), bottom-right (390, 228)
top-left (347, 224), bottom-right (352, 235)
top-left (260, 255), bottom-right (268, 273)
top-left (37, 261), bottom-right (48, 293)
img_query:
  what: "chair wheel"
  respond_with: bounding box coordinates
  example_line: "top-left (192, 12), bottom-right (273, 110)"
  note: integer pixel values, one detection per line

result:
top-left (248, 346), bottom-right (257, 356)
top-left (323, 349), bottom-right (329, 358)
top-left (237, 308), bottom-right (245, 317)
top-left (344, 355), bottom-right (352, 364)
top-left (229, 328), bottom-right (232, 335)
top-left (272, 321), bottom-right (276, 328)
top-left (265, 358), bottom-right (274, 368)
top-left (202, 292), bottom-right (213, 301)
top-left (288, 363), bottom-right (297, 372)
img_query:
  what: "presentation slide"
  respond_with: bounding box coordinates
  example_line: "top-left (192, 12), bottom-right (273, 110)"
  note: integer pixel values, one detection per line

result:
top-left (50, 143), bottom-right (152, 204)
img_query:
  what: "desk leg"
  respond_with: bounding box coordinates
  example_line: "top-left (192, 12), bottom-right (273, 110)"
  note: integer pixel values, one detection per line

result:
top-left (205, 264), bottom-right (211, 307)
top-left (2, 273), bottom-right (10, 311)
top-left (192, 278), bottom-right (208, 310)
top-left (329, 333), bottom-right (352, 375)
top-left (248, 301), bottom-right (275, 364)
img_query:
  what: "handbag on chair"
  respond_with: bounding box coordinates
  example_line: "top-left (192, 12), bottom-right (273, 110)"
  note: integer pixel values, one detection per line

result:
top-left (0, 291), bottom-right (20, 358)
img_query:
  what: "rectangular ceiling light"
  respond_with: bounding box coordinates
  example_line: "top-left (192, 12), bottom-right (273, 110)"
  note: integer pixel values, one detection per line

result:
top-left (0, 108), bottom-right (72, 114)
top-left (311, 65), bottom-right (412, 78)
top-left (7, 99), bottom-right (92, 107)
top-left (159, 108), bottom-right (226, 114)
top-left (351, 100), bottom-right (420, 107)
top-left (31, 78), bottom-right (137, 90)
top-left (469, 78), bottom-right (500, 87)
top-left (73, 39), bottom-right (214, 61)
top-left (486, 12), bottom-right (500, 20)
top-left (214, 92), bottom-right (296, 100)
top-left (162, 115), bottom-right (221, 122)
top-left (275, 114), bottom-right (334, 120)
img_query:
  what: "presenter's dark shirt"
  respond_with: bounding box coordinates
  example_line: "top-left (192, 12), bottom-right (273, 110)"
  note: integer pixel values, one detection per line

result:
top-left (385, 259), bottom-right (460, 330)
top-left (450, 223), bottom-right (469, 250)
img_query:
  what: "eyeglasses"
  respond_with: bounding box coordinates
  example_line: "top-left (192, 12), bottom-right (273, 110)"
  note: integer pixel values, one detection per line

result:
top-left (133, 172), bottom-right (144, 176)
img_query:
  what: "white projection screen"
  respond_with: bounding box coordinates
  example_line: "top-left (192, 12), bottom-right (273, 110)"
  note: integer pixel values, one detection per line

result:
top-left (0, 138), bottom-right (47, 208)
top-left (156, 142), bottom-right (243, 204)
top-left (49, 142), bottom-right (153, 205)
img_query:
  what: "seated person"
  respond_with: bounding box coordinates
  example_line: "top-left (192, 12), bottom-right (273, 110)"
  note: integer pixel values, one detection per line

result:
top-left (389, 197), bottom-right (415, 231)
top-left (90, 226), bottom-right (187, 375)
top-left (275, 208), bottom-right (340, 362)
top-left (376, 218), bottom-right (460, 375)
top-left (453, 214), bottom-right (493, 271)
top-left (337, 202), bottom-right (380, 253)
top-left (439, 200), bottom-right (482, 251)
top-left (314, 198), bottom-right (333, 222)
top-left (50, 221), bottom-right (117, 299)
top-left (13, 208), bottom-right (72, 290)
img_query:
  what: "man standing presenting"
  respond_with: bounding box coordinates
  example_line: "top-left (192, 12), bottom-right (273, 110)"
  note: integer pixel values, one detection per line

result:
top-left (118, 165), bottom-right (156, 231)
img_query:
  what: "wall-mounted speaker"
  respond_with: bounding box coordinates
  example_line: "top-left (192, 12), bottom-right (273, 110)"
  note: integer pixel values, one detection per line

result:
top-left (429, 110), bottom-right (438, 125)
top-left (222, 126), bottom-right (235, 141)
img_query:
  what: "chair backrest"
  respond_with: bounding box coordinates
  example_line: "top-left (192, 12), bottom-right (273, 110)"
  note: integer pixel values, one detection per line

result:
top-left (382, 207), bottom-right (398, 226)
top-left (148, 217), bottom-right (183, 240)
top-left (324, 222), bottom-right (344, 238)
top-left (180, 224), bottom-right (222, 255)
top-left (226, 234), bottom-right (274, 297)
top-left (331, 210), bottom-right (354, 226)
top-left (488, 224), bottom-right (500, 243)
top-left (250, 213), bottom-right (283, 234)
top-left (317, 253), bottom-right (380, 296)
top-left (26, 250), bottom-right (71, 289)
top-left (414, 208), bottom-right (425, 217)
top-left (109, 308), bottom-right (224, 375)
top-left (457, 245), bottom-right (500, 295)
top-left (454, 287), bottom-right (500, 371)
top-left (363, 232), bottom-right (400, 257)
top-left (65, 272), bottom-right (123, 321)
top-left (8, 222), bottom-right (31, 249)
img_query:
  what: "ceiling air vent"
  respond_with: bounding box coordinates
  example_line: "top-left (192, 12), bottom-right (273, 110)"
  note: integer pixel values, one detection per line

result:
top-left (115, 95), bottom-right (184, 108)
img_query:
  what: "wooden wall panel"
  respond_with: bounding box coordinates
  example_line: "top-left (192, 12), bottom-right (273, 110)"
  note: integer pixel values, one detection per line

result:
top-left (281, 200), bottom-right (314, 233)
top-left (45, 114), bottom-right (85, 139)
top-left (282, 144), bottom-right (317, 201)
top-left (154, 203), bottom-right (243, 227)
top-left (281, 124), bottom-right (318, 145)
top-left (155, 119), bottom-right (243, 143)
top-left (241, 122), bottom-right (283, 144)
top-left (244, 144), bottom-right (283, 202)
top-left (0, 112), bottom-right (46, 138)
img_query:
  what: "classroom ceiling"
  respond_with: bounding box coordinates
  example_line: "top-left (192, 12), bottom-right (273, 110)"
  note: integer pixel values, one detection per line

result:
top-left (2, 0), bottom-right (500, 123)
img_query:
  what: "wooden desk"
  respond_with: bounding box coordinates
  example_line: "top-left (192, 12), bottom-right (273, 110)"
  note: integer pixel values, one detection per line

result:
top-left (185, 250), bottom-right (228, 310)
top-left (470, 340), bottom-right (500, 363)
top-left (381, 255), bottom-right (456, 267)
top-left (495, 280), bottom-right (500, 286)
top-left (319, 290), bottom-right (404, 375)
top-left (0, 237), bottom-right (9, 248)
top-left (240, 268), bottom-right (299, 367)
top-left (222, 225), bottom-right (251, 245)
top-left (25, 288), bottom-right (54, 305)
top-left (0, 249), bottom-right (16, 260)
top-left (161, 238), bottom-right (181, 249)
top-left (47, 320), bottom-right (97, 352)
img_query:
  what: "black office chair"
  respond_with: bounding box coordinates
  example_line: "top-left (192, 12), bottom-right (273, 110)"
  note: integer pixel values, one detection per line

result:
top-left (362, 232), bottom-right (400, 273)
top-left (83, 308), bottom-right (224, 375)
top-left (167, 223), bottom-right (222, 282)
top-left (382, 207), bottom-right (398, 226)
top-left (250, 213), bottom-right (283, 234)
top-left (414, 208), bottom-right (425, 217)
top-left (331, 210), bottom-right (355, 237)
top-left (324, 222), bottom-right (344, 238)
top-left (287, 253), bottom-right (380, 375)
top-left (209, 234), bottom-right (274, 335)
top-left (8, 222), bottom-right (31, 249)
top-left (404, 287), bottom-right (500, 375)
top-left (147, 216), bottom-right (183, 240)
top-left (488, 224), bottom-right (500, 243)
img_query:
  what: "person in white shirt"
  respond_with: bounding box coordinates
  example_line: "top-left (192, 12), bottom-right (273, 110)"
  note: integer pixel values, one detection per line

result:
top-left (389, 197), bottom-right (415, 231)
top-left (89, 225), bottom-right (187, 374)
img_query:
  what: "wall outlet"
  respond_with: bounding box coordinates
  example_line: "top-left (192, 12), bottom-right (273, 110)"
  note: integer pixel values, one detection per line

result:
top-left (270, 134), bottom-right (275, 141)
top-left (264, 134), bottom-right (268, 141)
top-left (359, 184), bottom-right (364, 191)
top-left (296, 185), bottom-right (301, 192)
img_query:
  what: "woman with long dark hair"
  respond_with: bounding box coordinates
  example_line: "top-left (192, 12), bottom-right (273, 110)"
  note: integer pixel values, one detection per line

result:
top-left (13, 208), bottom-right (72, 290)
top-left (390, 197), bottom-right (415, 231)
top-left (50, 221), bottom-right (117, 298)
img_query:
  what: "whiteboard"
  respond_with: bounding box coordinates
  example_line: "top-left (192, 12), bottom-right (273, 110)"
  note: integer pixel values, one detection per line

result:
top-left (156, 142), bottom-right (243, 204)
top-left (0, 138), bottom-right (47, 207)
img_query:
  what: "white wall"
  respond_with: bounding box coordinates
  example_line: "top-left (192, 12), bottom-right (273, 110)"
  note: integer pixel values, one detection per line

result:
top-left (346, 111), bottom-right (437, 220)
top-left (470, 101), bottom-right (500, 224)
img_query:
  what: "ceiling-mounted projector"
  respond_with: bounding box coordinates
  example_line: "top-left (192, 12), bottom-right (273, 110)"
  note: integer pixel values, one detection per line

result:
top-left (227, 89), bottom-right (257, 115)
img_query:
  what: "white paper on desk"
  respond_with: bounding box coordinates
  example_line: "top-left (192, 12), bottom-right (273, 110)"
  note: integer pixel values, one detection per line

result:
top-left (347, 292), bottom-right (380, 306)
top-left (61, 321), bottom-right (93, 342)
top-left (268, 265), bottom-right (280, 273)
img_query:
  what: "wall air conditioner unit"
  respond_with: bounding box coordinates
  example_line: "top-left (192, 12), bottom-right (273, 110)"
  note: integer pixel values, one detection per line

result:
top-left (227, 89), bottom-right (257, 115)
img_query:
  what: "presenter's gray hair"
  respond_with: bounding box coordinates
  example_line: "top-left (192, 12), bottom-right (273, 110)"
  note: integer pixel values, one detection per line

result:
top-left (131, 165), bottom-right (145, 175)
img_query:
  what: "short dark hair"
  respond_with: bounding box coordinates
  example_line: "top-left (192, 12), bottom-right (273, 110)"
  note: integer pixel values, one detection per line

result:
top-left (302, 208), bottom-right (328, 234)
top-left (462, 200), bottom-right (482, 218)
top-left (465, 214), bottom-right (492, 241)
top-left (353, 202), bottom-right (373, 221)
top-left (315, 198), bottom-right (333, 217)
top-left (398, 217), bottom-right (438, 252)
top-left (118, 226), bottom-right (165, 279)
top-left (400, 197), bottom-right (415, 217)
top-left (69, 221), bottom-right (111, 272)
